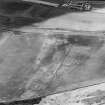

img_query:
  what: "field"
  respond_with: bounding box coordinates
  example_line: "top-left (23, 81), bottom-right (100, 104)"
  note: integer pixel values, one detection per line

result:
top-left (0, 2), bottom-right (105, 105)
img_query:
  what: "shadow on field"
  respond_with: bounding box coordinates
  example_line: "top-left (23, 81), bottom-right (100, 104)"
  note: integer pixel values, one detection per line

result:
top-left (0, 1), bottom-right (72, 30)
top-left (0, 0), bottom-right (105, 30)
